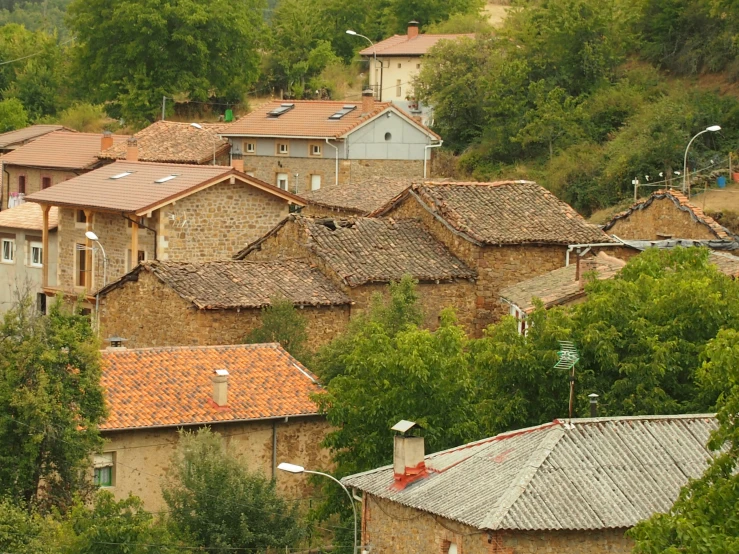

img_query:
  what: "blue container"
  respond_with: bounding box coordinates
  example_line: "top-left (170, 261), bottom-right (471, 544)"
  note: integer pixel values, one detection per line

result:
top-left (718, 176), bottom-right (727, 188)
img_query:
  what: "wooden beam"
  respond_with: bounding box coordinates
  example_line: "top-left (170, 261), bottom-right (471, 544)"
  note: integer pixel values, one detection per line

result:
top-left (85, 210), bottom-right (93, 290)
top-left (41, 205), bottom-right (50, 288)
top-left (130, 220), bottom-right (139, 270)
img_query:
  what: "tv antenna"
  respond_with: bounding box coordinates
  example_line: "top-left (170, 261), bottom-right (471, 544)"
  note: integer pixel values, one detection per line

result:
top-left (554, 340), bottom-right (580, 427)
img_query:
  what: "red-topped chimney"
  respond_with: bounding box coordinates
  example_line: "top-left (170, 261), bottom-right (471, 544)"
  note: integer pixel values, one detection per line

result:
top-left (408, 21), bottom-right (419, 39)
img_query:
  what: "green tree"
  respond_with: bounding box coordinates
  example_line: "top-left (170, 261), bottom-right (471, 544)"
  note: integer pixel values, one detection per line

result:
top-left (0, 97), bottom-right (27, 131)
top-left (0, 296), bottom-right (106, 510)
top-left (381, 0), bottom-right (484, 34)
top-left (162, 428), bottom-right (304, 551)
top-left (0, 498), bottom-right (54, 554)
top-left (245, 296), bottom-right (309, 361)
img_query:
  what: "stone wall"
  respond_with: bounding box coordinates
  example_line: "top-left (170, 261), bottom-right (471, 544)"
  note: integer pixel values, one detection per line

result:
top-left (160, 180), bottom-right (289, 262)
top-left (98, 270), bottom-right (351, 349)
top-left (5, 165), bottom-right (78, 201)
top-left (607, 197), bottom-right (718, 240)
top-left (362, 494), bottom-right (633, 554)
top-left (101, 415), bottom-right (331, 512)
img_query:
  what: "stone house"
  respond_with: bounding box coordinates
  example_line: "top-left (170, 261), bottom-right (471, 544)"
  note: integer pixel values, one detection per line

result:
top-left (235, 215), bottom-right (478, 333)
top-left (97, 258), bottom-right (352, 349)
top-left (603, 189), bottom-right (734, 241)
top-left (0, 203), bottom-right (59, 314)
top-left (372, 180), bottom-right (615, 333)
top-left (1, 131), bottom-right (129, 209)
top-left (98, 120), bottom-right (231, 166)
top-left (220, 95), bottom-right (441, 195)
top-left (343, 414), bottom-right (718, 554)
top-left (300, 177), bottom-right (414, 217)
top-left (25, 160), bottom-right (304, 303)
top-left (0, 124), bottom-right (72, 154)
top-left (98, 343), bottom-right (331, 512)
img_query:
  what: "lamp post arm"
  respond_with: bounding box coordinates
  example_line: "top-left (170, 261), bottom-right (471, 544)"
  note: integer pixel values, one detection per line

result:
top-left (683, 129), bottom-right (709, 193)
top-left (304, 470), bottom-right (358, 554)
top-left (353, 33), bottom-right (378, 99)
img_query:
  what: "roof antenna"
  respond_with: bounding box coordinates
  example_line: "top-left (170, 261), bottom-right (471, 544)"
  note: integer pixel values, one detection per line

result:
top-left (554, 340), bottom-right (580, 428)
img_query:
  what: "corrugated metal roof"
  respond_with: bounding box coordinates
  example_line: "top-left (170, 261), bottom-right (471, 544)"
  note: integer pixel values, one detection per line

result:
top-left (343, 415), bottom-right (719, 531)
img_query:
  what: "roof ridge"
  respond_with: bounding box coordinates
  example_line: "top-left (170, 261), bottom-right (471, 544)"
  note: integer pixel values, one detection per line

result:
top-left (560, 413), bottom-right (717, 424)
top-left (481, 425), bottom-right (565, 530)
top-left (102, 342), bottom-right (283, 354)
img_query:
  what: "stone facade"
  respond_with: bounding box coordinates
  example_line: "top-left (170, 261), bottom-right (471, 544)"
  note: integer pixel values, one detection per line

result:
top-left (5, 165), bottom-right (78, 202)
top-left (361, 494), bottom-right (633, 554)
top-left (606, 196), bottom-right (719, 240)
top-left (98, 270), bottom-right (351, 349)
top-left (101, 415), bottom-right (331, 512)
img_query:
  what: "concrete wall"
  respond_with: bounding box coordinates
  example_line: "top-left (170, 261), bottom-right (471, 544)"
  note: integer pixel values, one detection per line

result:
top-left (368, 56), bottom-right (422, 102)
top-left (346, 114), bottom-right (430, 160)
top-left (361, 494), bottom-right (633, 554)
top-left (4, 165), bottom-right (78, 207)
top-left (98, 269), bottom-right (351, 349)
top-left (607, 197), bottom-right (719, 240)
top-left (0, 226), bottom-right (57, 313)
top-left (100, 416), bottom-right (332, 512)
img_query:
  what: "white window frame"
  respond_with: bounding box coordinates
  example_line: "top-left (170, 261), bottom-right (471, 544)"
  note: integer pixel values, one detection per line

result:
top-left (277, 142), bottom-right (289, 156)
top-left (93, 452), bottom-right (115, 487)
top-left (1, 238), bottom-right (15, 263)
top-left (245, 141), bottom-right (256, 154)
top-left (30, 241), bottom-right (42, 268)
top-left (310, 144), bottom-right (322, 157)
top-left (276, 173), bottom-right (289, 191)
top-left (310, 174), bottom-right (322, 191)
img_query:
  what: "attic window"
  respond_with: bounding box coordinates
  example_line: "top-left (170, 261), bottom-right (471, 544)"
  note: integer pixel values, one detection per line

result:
top-left (110, 171), bottom-right (133, 180)
top-left (329, 105), bottom-right (357, 120)
top-left (155, 175), bottom-right (178, 183)
top-left (267, 103), bottom-right (295, 117)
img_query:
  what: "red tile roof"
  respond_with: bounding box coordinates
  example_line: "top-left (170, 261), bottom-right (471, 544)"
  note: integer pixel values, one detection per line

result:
top-left (0, 131), bottom-right (129, 170)
top-left (222, 100), bottom-right (439, 139)
top-left (0, 124), bottom-right (73, 149)
top-left (100, 343), bottom-right (322, 430)
top-left (25, 160), bottom-right (305, 214)
top-left (0, 202), bottom-right (58, 230)
top-left (359, 33), bottom-right (475, 57)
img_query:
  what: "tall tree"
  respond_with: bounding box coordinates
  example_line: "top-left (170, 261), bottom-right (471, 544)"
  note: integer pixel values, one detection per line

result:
top-left (244, 296), bottom-right (309, 362)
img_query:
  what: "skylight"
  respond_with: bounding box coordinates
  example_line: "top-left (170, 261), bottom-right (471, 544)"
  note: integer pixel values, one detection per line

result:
top-left (267, 103), bottom-right (295, 118)
top-left (109, 171), bottom-right (133, 180)
top-left (329, 105), bottom-right (356, 120)
top-left (155, 175), bottom-right (178, 183)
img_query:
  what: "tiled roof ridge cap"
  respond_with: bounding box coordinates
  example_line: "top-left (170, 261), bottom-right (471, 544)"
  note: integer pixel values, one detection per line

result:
top-left (110, 159), bottom-right (234, 170)
top-left (102, 342), bottom-right (284, 355)
top-left (556, 413), bottom-right (717, 424)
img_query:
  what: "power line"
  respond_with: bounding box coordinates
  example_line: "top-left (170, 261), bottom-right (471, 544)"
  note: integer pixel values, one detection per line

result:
top-left (0, 37), bottom-right (75, 66)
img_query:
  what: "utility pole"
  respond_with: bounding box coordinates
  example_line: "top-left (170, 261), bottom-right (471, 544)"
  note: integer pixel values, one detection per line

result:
top-left (161, 96), bottom-right (167, 121)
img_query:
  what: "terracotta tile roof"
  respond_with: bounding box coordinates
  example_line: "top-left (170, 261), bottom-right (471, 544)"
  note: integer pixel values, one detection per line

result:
top-left (374, 180), bottom-right (614, 246)
top-left (708, 250), bottom-right (739, 277)
top-left (236, 215), bottom-right (476, 287)
top-left (222, 100), bottom-right (439, 140)
top-left (359, 33), bottom-right (475, 57)
top-left (301, 178), bottom-right (414, 215)
top-left (99, 258), bottom-right (351, 308)
top-left (0, 202), bottom-right (58, 230)
top-left (603, 189), bottom-right (733, 240)
top-left (0, 124), bottom-right (74, 149)
top-left (25, 160), bottom-right (305, 214)
top-left (500, 252), bottom-right (626, 313)
top-left (100, 344), bottom-right (322, 430)
top-left (99, 121), bottom-right (231, 164)
top-left (0, 131), bottom-right (129, 170)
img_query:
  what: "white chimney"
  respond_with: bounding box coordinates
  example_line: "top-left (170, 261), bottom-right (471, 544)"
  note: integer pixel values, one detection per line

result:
top-left (212, 369), bottom-right (229, 406)
top-left (391, 420), bottom-right (426, 487)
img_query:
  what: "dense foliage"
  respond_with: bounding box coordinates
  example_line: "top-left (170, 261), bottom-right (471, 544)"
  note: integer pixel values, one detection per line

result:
top-left (244, 296), bottom-right (310, 362)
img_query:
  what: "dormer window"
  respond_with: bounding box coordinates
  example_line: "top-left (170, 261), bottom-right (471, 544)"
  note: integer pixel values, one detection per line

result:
top-left (267, 103), bottom-right (295, 117)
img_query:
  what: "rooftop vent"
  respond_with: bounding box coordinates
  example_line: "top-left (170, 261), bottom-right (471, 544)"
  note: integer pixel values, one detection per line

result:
top-left (105, 336), bottom-right (128, 350)
top-left (267, 103), bottom-right (295, 118)
top-left (155, 175), bottom-right (178, 183)
top-left (329, 105), bottom-right (357, 120)
top-left (110, 171), bottom-right (133, 180)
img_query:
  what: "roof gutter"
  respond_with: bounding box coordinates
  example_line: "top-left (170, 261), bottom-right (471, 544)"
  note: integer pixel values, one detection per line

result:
top-left (222, 133), bottom-right (342, 140)
top-left (424, 140), bottom-right (443, 178)
top-left (565, 241), bottom-right (623, 266)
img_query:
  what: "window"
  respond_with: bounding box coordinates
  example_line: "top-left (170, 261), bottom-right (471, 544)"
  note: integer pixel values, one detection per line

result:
top-left (1, 238), bottom-right (15, 263)
top-left (41, 176), bottom-right (51, 189)
top-left (36, 293), bottom-right (46, 314)
top-left (93, 453), bottom-right (115, 487)
top-left (76, 210), bottom-right (87, 223)
top-left (276, 142), bottom-right (289, 156)
top-left (126, 250), bottom-right (146, 270)
top-left (396, 79), bottom-right (402, 97)
top-left (397, 63), bottom-right (402, 69)
top-left (416, 63), bottom-right (421, 70)
top-left (276, 173), bottom-right (289, 191)
top-left (245, 141), bottom-right (256, 154)
top-left (311, 174), bottom-right (321, 191)
top-left (76, 244), bottom-right (87, 287)
top-left (384, 132), bottom-right (392, 141)
top-left (30, 241), bottom-right (42, 267)
top-left (310, 144), bottom-right (322, 157)
top-left (18, 175), bottom-right (26, 194)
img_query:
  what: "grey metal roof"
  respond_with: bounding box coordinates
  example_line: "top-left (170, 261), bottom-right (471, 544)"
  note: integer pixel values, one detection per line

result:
top-left (343, 414), bottom-right (719, 531)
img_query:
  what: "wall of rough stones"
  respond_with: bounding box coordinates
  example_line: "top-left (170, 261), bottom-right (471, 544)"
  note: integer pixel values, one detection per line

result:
top-left (98, 270), bottom-right (351, 349)
top-left (5, 165), bottom-right (78, 200)
top-left (607, 198), bottom-right (718, 240)
top-left (101, 416), bottom-right (331, 512)
top-left (362, 494), bottom-right (633, 554)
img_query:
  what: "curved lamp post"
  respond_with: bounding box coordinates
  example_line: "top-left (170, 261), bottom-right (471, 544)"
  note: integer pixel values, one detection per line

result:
top-left (683, 125), bottom-right (721, 193)
top-left (347, 30), bottom-right (379, 101)
top-left (85, 231), bottom-right (107, 334)
top-left (278, 462), bottom-right (357, 554)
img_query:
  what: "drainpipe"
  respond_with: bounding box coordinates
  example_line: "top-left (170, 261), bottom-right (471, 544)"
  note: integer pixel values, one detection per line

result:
top-left (424, 140), bottom-right (443, 179)
top-left (272, 420), bottom-right (278, 480)
top-left (2, 160), bottom-right (8, 210)
top-left (121, 213), bottom-right (159, 260)
top-left (325, 138), bottom-right (339, 186)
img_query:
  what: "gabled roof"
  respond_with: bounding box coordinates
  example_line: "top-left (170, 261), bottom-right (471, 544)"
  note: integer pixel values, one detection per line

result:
top-left (25, 160), bottom-right (304, 215)
top-left (98, 259), bottom-right (352, 309)
top-left (234, 215), bottom-right (476, 287)
top-left (343, 414), bottom-right (719, 531)
top-left (0, 203), bottom-right (58, 231)
top-left (301, 178), bottom-right (414, 215)
top-left (100, 343), bottom-right (322, 431)
top-left (359, 33), bottom-right (474, 57)
top-left (0, 124), bottom-right (73, 149)
top-left (98, 121), bottom-right (231, 164)
top-left (603, 189), bottom-right (733, 240)
top-left (373, 181), bottom-right (613, 246)
top-left (500, 252), bottom-right (626, 313)
top-left (0, 131), bottom-right (128, 170)
top-left (221, 100), bottom-right (439, 140)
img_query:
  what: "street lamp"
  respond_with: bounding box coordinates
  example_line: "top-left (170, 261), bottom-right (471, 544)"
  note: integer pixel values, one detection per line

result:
top-left (278, 462), bottom-right (358, 554)
top-left (346, 29), bottom-right (379, 101)
top-left (683, 125), bottom-right (721, 193)
top-left (190, 123), bottom-right (217, 165)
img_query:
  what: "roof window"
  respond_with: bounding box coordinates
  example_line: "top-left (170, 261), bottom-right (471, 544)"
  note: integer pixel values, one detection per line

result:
top-left (155, 175), bottom-right (178, 183)
top-left (267, 103), bottom-right (295, 117)
top-left (110, 171), bottom-right (133, 180)
top-left (329, 105), bottom-right (357, 120)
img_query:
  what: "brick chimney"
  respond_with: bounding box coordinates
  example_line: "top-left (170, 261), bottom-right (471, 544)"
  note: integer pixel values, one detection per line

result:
top-left (101, 130), bottom-right (113, 152)
top-left (391, 420), bottom-right (427, 490)
top-left (408, 21), bottom-right (419, 39)
top-left (362, 89), bottom-right (375, 114)
top-left (212, 369), bottom-right (228, 406)
top-left (126, 137), bottom-right (138, 161)
top-left (231, 158), bottom-right (244, 172)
